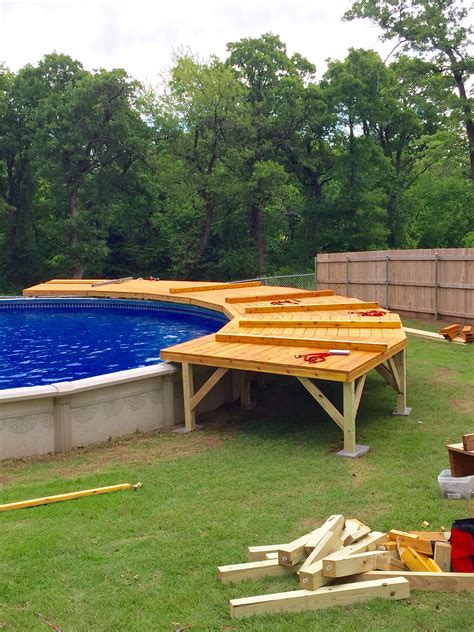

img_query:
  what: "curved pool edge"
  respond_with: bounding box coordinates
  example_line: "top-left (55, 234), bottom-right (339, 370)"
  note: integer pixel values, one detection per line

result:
top-left (0, 296), bottom-right (239, 461)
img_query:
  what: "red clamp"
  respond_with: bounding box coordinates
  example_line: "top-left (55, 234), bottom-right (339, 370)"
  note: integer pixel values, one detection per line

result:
top-left (349, 310), bottom-right (387, 317)
top-left (270, 299), bottom-right (301, 305)
top-left (295, 352), bottom-right (331, 363)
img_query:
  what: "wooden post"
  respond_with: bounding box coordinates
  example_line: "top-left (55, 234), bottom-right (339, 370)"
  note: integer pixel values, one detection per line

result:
top-left (343, 381), bottom-right (355, 453)
top-left (385, 253), bottom-right (390, 309)
top-left (182, 363), bottom-right (196, 431)
top-left (345, 255), bottom-right (350, 296)
top-left (240, 372), bottom-right (253, 408)
top-left (434, 251), bottom-right (439, 321)
top-left (392, 349), bottom-right (411, 416)
top-left (337, 381), bottom-right (369, 458)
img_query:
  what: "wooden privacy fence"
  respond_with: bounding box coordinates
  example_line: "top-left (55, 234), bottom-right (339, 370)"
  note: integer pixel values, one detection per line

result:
top-left (316, 248), bottom-right (474, 323)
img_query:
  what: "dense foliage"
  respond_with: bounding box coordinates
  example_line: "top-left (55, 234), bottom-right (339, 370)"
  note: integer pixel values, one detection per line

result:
top-left (0, 2), bottom-right (472, 291)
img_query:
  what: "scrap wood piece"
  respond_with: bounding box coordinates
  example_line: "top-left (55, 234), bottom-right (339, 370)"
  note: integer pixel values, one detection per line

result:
top-left (341, 518), bottom-right (371, 545)
top-left (0, 483), bottom-right (140, 512)
top-left (377, 540), bottom-right (398, 552)
top-left (375, 556), bottom-right (408, 571)
top-left (462, 433), bottom-right (474, 452)
top-left (229, 577), bottom-right (410, 619)
top-left (247, 545), bottom-right (287, 562)
top-left (388, 530), bottom-right (433, 556)
top-left (399, 547), bottom-right (442, 573)
top-left (299, 531), bottom-right (343, 574)
top-left (433, 542), bottom-right (452, 573)
top-left (218, 559), bottom-right (302, 584)
top-left (302, 514), bottom-right (345, 553)
top-left (440, 324), bottom-right (462, 341)
top-left (461, 326), bottom-right (473, 343)
top-left (169, 281), bottom-right (261, 294)
top-left (277, 516), bottom-right (344, 567)
top-left (299, 532), bottom-right (387, 590)
top-left (403, 327), bottom-right (466, 345)
top-left (225, 290), bottom-right (335, 304)
top-left (322, 550), bottom-right (384, 578)
top-left (408, 531), bottom-right (450, 542)
top-left (355, 571), bottom-right (474, 593)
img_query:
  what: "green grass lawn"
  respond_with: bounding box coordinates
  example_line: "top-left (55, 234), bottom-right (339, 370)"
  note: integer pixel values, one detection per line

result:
top-left (1, 325), bottom-right (473, 631)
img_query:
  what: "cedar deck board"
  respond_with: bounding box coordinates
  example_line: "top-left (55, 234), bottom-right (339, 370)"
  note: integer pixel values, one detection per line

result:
top-left (24, 278), bottom-right (406, 382)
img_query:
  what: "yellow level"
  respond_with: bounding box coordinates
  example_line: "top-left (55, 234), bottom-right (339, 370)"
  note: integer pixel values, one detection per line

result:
top-left (0, 483), bottom-right (141, 512)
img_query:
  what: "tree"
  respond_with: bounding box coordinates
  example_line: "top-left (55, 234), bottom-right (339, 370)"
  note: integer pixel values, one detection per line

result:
top-left (345, 1), bottom-right (474, 185)
top-left (152, 55), bottom-right (246, 278)
top-left (226, 33), bottom-right (312, 273)
top-left (31, 55), bottom-right (150, 277)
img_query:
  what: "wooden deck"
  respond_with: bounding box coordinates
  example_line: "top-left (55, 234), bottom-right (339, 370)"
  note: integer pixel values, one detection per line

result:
top-left (23, 278), bottom-right (410, 457)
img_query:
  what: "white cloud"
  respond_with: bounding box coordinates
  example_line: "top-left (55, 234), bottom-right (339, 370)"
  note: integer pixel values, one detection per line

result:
top-left (0, 0), bottom-right (391, 84)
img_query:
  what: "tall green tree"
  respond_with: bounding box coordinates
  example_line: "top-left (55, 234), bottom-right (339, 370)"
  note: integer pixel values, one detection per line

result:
top-left (30, 54), bottom-right (149, 277)
top-left (226, 34), bottom-right (311, 273)
top-left (345, 0), bottom-right (474, 185)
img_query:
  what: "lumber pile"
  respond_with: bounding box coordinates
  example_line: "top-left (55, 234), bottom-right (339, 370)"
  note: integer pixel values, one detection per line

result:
top-left (218, 515), bottom-right (474, 619)
top-left (440, 324), bottom-right (472, 343)
top-left (461, 326), bottom-right (473, 343)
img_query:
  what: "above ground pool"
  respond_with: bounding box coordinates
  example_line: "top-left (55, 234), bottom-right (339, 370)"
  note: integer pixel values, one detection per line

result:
top-left (0, 298), bottom-right (227, 389)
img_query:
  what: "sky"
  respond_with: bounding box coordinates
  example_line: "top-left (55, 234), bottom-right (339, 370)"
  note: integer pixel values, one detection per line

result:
top-left (0, 0), bottom-right (392, 85)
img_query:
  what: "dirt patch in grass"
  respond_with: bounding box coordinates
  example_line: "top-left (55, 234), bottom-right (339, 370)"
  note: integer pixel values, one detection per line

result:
top-left (450, 398), bottom-right (474, 416)
top-left (435, 367), bottom-right (458, 381)
top-left (0, 475), bottom-right (18, 485)
top-left (0, 430), bottom-right (226, 484)
top-left (53, 433), bottom-right (224, 477)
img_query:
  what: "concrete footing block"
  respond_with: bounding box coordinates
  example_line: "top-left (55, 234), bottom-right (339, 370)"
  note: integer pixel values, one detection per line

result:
top-left (337, 444), bottom-right (370, 458)
top-left (392, 407), bottom-right (412, 416)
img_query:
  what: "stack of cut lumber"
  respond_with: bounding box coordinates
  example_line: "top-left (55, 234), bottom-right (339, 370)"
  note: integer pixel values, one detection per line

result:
top-left (461, 326), bottom-right (473, 343)
top-left (440, 324), bottom-right (472, 343)
top-left (218, 515), bottom-right (474, 619)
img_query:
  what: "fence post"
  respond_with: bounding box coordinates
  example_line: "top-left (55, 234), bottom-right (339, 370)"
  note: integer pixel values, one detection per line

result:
top-left (434, 252), bottom-right (439, 321)
top-left (385, 253), bottom-right (390, 309)
top-left (314, 257), bottom-right (317, 289)
top-left (345, 255), bottom-right (350, 296)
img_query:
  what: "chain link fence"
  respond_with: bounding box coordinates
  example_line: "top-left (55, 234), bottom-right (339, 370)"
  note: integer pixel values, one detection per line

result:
top-left (234, 272), bottom-right (316, 290)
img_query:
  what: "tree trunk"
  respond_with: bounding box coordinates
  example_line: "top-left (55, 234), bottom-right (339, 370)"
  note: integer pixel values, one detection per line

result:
top-left (251, 205), bottom-right (265, 275)
top-left (67, 186), bottom-right (85, 279)
top-left (448, 51), bottom-right (474, 185)
top-left (181, 196), bottom-right (214, 279)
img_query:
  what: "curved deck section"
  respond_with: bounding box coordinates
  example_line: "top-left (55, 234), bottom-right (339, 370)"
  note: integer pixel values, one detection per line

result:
top-left (23, 278), bottom-right (409, 457)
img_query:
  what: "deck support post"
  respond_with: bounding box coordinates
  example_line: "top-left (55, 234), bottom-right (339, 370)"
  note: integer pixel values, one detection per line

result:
top-left (298, 377), bottom-right (369, 458)
top-left (240, 372), bottom-right (254, 409)
top-left (182, 362), bottom-right (196, 432)
top-left (391, 349), bottom-right (412, 416)
top-left (337, 380), bottom-right (370, 459)
top-left (178, 364), bottom-right (230, 432)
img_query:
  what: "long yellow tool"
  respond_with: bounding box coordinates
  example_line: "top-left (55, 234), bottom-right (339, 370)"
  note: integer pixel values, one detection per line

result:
top-left (0, 482), bottom-right (142, 512)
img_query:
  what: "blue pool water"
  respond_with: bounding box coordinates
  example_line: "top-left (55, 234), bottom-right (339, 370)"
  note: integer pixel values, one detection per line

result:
top-left (0, 299), bottom-right (227, 389)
